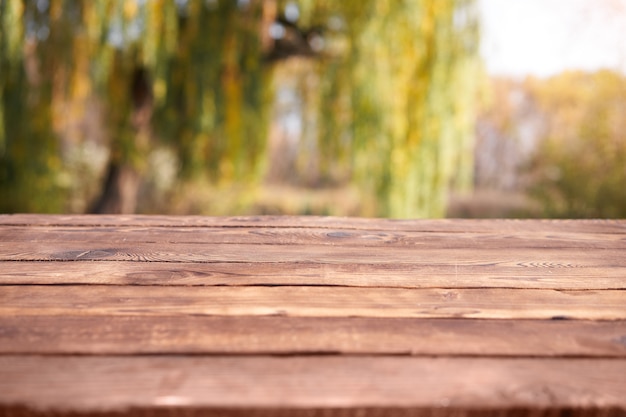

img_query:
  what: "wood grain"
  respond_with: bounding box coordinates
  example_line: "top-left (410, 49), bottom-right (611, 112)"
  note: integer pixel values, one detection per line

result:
top-left (2, 242), bottom-right (625, 270)
top-left (1, 285), bottom-right (624, 320)
top-left (1, 260), bottom-right (625, 289)
top-left (1, 315), bottom-right (624, 357)
top-left (1, 216), bottom-right (625, 416)
top-left (2, 226), bottom-right (624, 249)
top-left (1, 356), bottom-right (625, 411)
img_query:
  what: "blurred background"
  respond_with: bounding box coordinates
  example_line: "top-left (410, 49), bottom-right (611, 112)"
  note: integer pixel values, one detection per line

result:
top-left (0, 0), bottom-right (624, 218)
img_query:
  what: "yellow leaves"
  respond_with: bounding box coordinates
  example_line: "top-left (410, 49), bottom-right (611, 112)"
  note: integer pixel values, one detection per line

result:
top-left (1, 0), bottom-right (24, 61)
top-left (529, 71), bottom-right (625, 145)
top-left (153, 78), bottom-right (167, 103)
top-left (143, 0), bottom-right (161, 67)
top-left (332, 0), bottom-right (479, 217)
top-left (143, 0), bottom-right (178, 68)
top-left (527, 70), bottom-right (626, 217)
top-left (123, 0), bottom-right (139, 20)
top-left (49, 0), bottom-right (63, 21)
top-left (223, 66), bottom-right (244, 179)
top-left (83, 2), bottom-right (101, 41)
top-left (70, 43), bottom-right (92, 100)
top-left (163, 0), bottom-right (270, 182)
top-left (0, 0), bottom-right (24, 154)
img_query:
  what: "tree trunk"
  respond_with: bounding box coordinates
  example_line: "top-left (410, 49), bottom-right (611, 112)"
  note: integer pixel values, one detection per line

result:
top-left (90, 66), bottom-right (152, 214)
top-left (89, 163), bottom-right (140, 214)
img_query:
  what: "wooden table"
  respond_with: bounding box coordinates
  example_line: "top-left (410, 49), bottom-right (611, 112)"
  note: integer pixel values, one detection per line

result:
top-left (0, 215), bottom-right (625, 417)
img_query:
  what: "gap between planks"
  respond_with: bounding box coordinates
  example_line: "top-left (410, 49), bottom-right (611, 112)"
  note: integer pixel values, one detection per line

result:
top-left (1, 214), bottom-right (625, 234)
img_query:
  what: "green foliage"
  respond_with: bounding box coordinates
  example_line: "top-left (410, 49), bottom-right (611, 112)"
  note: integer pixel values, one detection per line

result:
top-left (307, 0), bottom-right (481, 217)
top-left (157, 0), bottom-right (269, 182)
top-left (0, 0), bottom-right (65, 212)
top-left (0, 0), bottom-right (480, 217)
top-left (527, 70), bottom-right (626, 218)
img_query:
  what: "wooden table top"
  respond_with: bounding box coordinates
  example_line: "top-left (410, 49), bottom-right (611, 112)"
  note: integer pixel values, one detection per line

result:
top-left (0, 215), bottom-right (625, 417)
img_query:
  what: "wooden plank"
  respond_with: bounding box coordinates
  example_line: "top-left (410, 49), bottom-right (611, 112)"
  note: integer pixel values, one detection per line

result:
top-left (1, 356), bottom-right (625, 411)
top-left (2, 260), bottom-right (624, 289)
top-left (1, 214), bottom-right (625, 234)
top-left (4, 407), bottom-right (624, 417)
top-left (2, 226), bottom-right (624, 250)
top-left (2, 241), bottom-right (624, 268)
top-left (1, 315), bottom-right (624, 357)
top-left (1, 216), bottom-right (624, 416)
top-left (1, 286), bottom-right (624, 320)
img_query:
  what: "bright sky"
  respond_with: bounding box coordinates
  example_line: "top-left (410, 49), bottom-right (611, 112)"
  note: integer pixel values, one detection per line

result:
top-left (478, 0), bottom-right (626, 77)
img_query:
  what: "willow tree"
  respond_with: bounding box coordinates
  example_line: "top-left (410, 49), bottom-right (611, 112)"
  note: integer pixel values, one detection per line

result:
top-left (292, 0), bottom-right (480, 217)
top-left (157, 0), bottom-right (271, 183)
top-left (0, 0), bottom-right (164, 213)
top-left (91, 0), bottom-right (270, 212)
top-left (0, 0), bottom-right (65, 212)
top-left (1, 0), bottom-right (479, 217)
top-left (0, 0), bottom-right (271, 213)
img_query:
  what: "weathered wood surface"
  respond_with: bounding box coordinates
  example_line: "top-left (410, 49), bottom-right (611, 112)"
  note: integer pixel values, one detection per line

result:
top-left (1, 356), bottom-right (625, 410)
top-left (2, 286), bottom-right (625, 320)
top-left (0, 214), bottom-right (625, 417)
top-left (2, 315), bottom-right (625, 356)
